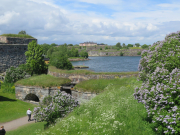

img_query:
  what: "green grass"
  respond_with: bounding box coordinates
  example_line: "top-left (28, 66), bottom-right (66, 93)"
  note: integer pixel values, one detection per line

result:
top-left (74, 78), bottom-right (134, 93)
top-left (49, 66), bottom-right (139, 75)
top-left (6, 122), bottom-right (46, 135)
top-left (0, 34), bottom-right (35, 38)
top-left (0, 86), bottom-right (37, 123)
top-left (15, 74), bottom-right (71, 87)
top-left (38, 76), bottom-right (156, 135)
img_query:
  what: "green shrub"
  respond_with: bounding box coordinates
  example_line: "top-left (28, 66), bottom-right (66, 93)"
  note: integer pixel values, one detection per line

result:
top-left (100, 48), bottom-right (102, 50)
top-left (120, 52), bottom-right (124, 56)
top-left (137, 51), bottom-right (141, 55)
top-left (4, 66), bottom-right (27, 83)
top-left (1, 82), bottom-right (15, 93)
top-left (134, 31), bottom-right (180, 134)
top-left (18, 64), bottom-right (32, 75)
top-left (50, 52), bottom-right (72, 70)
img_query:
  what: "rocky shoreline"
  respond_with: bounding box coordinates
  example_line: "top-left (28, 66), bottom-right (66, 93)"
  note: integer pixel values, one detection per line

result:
top-left (68, 58), bottom-right (90, 61)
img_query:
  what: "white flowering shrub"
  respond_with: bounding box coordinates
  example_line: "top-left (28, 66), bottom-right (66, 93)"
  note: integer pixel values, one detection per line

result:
top-left (4, 66), bottom-right (27, 83)
top-left (134, 31), bottom-right (180, 134)
top-left (33, 90), bottom-right (79, 125)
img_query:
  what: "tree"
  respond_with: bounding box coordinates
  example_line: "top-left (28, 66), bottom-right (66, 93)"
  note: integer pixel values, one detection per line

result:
top-left (18, 30), bottom-right (26, 35)
top-left (25, 40), bottom-right (48, 76)
top-left (51, 43), bottom-right (58, 47)
top-left (116, 42), bottom-right (122, 49)
top-left (105, 46), bottom-right (108, 50)
top-left (50, 52), bottom-right (72, 70)
top-left (68, 44), bottom-right (73, 46)
top-left (127, 44), bottom-right (133, 48)
top-left (80, 51), bottom-right (88, 58)
top-left (122, 43), bottom-right (126, 48)
top-left (135, 43), bottom-right (140, 47)
top-left (141, 44), bottom-right (149, 49)
top-left (47, 47), bottom-right (55, 58)
top-left (41, 43), bottom-right (51, 55)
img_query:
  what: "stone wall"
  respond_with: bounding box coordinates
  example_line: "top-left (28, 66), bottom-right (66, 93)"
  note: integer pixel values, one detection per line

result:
top-left (48, 70), bottom-right (138, 83)
top-left (0, 36), bottom-right (37, 44)
top-left (88, 49), bottom-right (147, 56)
top-left (0, 44), bottom-right (27, 73)
top-left (71, 89), bottom-right (97, 104)
top-left (15, 85), bottom-right (97, 104)
top-left (15, 85), bottom-right (60, 102)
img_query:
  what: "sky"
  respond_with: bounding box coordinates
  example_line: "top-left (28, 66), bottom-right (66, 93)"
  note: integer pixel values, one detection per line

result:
top-left (0, 0), bottom-right (180, 45)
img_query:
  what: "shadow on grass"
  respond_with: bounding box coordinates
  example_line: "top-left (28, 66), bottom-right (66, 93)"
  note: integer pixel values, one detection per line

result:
top-left (0, 96), bottom-right (17, 101)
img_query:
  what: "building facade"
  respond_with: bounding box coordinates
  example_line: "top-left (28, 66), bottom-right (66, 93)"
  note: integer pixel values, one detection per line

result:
top-left (79, 42), bottom-right (97, 46)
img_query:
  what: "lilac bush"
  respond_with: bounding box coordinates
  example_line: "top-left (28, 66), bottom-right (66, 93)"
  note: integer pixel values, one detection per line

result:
top-left (4, 66), bottom-right (27, 83)
top-left (33, 90), bottom-right (79, 124)
top-left (134, 31), bottom-right (180, 134)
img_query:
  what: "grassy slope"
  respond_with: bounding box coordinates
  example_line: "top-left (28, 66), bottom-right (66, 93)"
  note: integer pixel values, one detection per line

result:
top-left (0, 88), bottom-right (37, 123)
top-left (15, 74), bottom-right (71, 87)
top-left (0, 34), bottom-right (35, 38)
top-left (74, 78), bottom-right (134, 93)
top-left (37, 77), bottom-right (156, 135)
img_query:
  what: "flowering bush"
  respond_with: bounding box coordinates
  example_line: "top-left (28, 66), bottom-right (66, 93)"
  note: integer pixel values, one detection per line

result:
top-left (33, 90), bottom-right (79, 125)
top-left (4, 66), bottom-right (27, 83)
top-left (134, 31), bottom-right (180, 134)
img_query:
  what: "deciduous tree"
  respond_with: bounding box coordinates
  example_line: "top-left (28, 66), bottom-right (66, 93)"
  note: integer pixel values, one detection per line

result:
top-left (25, 40), bottom-right (48, 76)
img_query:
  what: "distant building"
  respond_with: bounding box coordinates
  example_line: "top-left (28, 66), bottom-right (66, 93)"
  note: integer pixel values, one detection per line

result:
top-left (79, 41), bottom-right (97, 46)
top-left (79, 42), bottom-right (106, 46)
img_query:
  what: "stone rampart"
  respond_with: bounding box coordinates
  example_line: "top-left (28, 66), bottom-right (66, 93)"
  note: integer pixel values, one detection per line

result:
top-left (0, 44), bottom-right (28, 73)
top-left (89, 49), bottom-right (147, 56)
top-left (15, 85), bottom-right (97, 104)
top-left (71, 89), bottom-right (97, 104)
top-left (48, 70), bottom-right (138, 83)
top-left (15, 85), bottom-right (60, 102)
top-left (0, 36), bottom-right (37, 44)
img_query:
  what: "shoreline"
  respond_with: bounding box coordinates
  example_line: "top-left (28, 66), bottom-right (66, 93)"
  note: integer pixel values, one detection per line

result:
top-left (68, 58), bottom-right (90, 61)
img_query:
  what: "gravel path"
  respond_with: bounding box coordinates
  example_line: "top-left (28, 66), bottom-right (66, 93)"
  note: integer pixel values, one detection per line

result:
top-left (0, 116), bottom-right (35, 131)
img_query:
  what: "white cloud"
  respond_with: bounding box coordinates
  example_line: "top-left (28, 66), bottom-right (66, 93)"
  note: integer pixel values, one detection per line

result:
top-left (147, 23), bottom-right (159, 31)
top-left (0, 0), bottom-right (179, 45)
top-left (0, 11), bottom-right (19, 25)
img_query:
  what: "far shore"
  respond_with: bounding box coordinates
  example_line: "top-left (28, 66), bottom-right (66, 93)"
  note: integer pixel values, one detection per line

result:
top-left (68, 58), bottom-right (90, 61)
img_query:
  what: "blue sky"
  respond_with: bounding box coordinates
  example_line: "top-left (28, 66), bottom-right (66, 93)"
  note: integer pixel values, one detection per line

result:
top-left (0, 0), bottom-right (180, 45)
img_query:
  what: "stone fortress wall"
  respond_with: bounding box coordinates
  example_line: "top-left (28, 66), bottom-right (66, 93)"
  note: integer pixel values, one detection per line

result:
top-left (0, 36), bottom-right (37, 44)
top-left (0, 36), bottom-right (37, 73)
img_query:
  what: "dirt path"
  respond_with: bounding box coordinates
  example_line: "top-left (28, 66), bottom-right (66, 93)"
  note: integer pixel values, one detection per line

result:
top-left (0, 116), bottom-right (35, 131)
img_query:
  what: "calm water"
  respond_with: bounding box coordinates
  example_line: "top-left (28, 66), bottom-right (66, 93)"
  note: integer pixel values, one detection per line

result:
top-left (71, 56), bottom-right (141, 72)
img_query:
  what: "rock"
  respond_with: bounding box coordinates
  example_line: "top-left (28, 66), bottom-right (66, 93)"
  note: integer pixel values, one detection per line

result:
top-left (24, 75), bottom-right (31, 79)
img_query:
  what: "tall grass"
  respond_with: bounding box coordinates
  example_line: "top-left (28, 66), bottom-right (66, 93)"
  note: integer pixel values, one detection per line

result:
top-left (0, 81), bottom-right (15, 93)
top-left (0, 34), bottom-right (35, 38)
top-left (49, 66), bottom-right (139, 75)
top-left (15, 74), bottom-right (71, 87)
top-left (37, 77), bottom-right (156, 135)
top-left (74, 78), bottom-right (134, 93)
